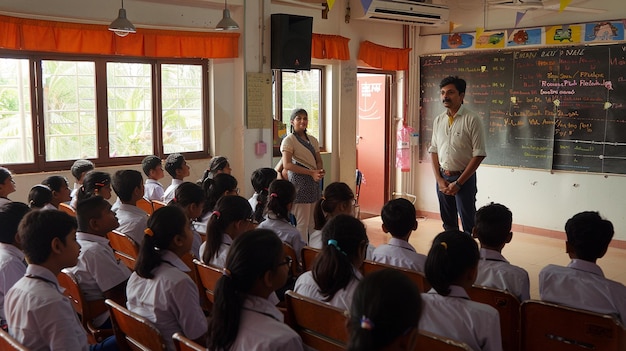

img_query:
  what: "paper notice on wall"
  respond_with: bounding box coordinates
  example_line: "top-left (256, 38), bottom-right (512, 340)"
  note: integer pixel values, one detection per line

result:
top-left (246, 72), bottom-right (273, 129)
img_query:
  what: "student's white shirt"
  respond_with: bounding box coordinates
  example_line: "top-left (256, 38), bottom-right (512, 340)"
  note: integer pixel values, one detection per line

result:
top-left (190, 223), bottom-right (202, 259)
top-left (162, 179), bottom-right (183, 203)
top-left (0, 243), bottom-right (26, 323)
top-left (199, 233), bottom-right (232, 267)
top-left (144, 178), bottom-right (164, 201)
top-left (126, 250), bottom-right (207, 351)
top-left (228, 294), bottom-right (304, 351)
top-left (41, 203), bottom-right (57, 211)
top-left (420, 285), bottom-right (502, 351)
top-left (5, 264), bottom-right (89, 351)
top-left (248, 193), bottom-right (259, 213)
top-left (294, 268), bottom-right (362, 311)
top-left (475, 248), bottom-right (530, 301)
top-left (540, 259), bottom-right (626, 324)
top-left (257, 215), bottom-right (306, 264)
top-left (193, 211), bottom-right (212, 236)
top-left (372, 238), bottom-right (426, 273)
top-left (115, 203), bottom-right (149, 245)
top-left (0, 198), bottom-right (11, 206)
top-left (309, 229), bottom-right (323, 249)
top-left (68, 232), bottom-right (132, 327)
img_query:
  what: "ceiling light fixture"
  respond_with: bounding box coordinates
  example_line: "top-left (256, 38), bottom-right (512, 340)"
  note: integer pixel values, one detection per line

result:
top-left (215, 0), bottom-right (239, 31)
top-left (109, 0), bottom-right (136, 37)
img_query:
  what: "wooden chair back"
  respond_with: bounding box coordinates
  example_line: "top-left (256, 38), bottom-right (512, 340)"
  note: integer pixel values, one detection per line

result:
top-left (284, 290), bottom-right (349, 351)
top-left (105, 299), bottom-right (167, 351)
top-left (172, 332), bottom-right (205, 351)
top-left (0, 328), bottom-right (30, 351)
top-left (283, 242), bottom-right (302, 277)
top-left (57, 269), bottom-right (112, 344)
top-left (468, 285), bottom-right (520, 351)
top-left (301, 246), bottom-right (320, 272)
top-left (417, 330), bottom-right (474, 351)
top-left (521, 300), bottom-right (626, 351)
top-left (182, 254), bottom-right (210, 313)
top-left (59, 202), bottom-right (76, 217)
top-left (151, 200), bottom-right (167, 211)
top-left (107, 230), bottom-right (139, 271)
top-left (361, 259), bottom-right (431, 293)
top-left (193, 259), bottom-right (223, 305)
top-left (135, 197), bottom-right (154, 216)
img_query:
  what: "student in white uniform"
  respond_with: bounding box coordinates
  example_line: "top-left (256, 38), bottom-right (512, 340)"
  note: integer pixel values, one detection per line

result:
top-left (309, 182), bottom-right (355, 248)
top-left (257, 180), bottom-right (305, 265)
top-left (75, 171), bottom-right (113, 206)
top-left (195, 173), bottom-right (239, 235)
top-left (42, 175), bottom-right (72, 210)
top-left (0, 202), bottom-right (30, 330)
top-left (372, 198), bottom-right (425, 273)
top-left (420, 230), bottom-right (502, 351)
top-left (249, 167), bottom-right (277, 224)
top-left (112, 170), bottom-right (148, 245)
top-left (5, 210), bottom-right (118, 350)
top-left (70, 159), bottom-right (95, 208)
top-left (206, 229), bottom-right (304, 351)
top-left (68, 196), bottom-right (131, 329)
top-left (162, 153), bottom-right (190, 204)
top-left (141, 155), bottom-right (165, 201)
top-left (473, 203), bottom-right (530, 301)
top-left (27, 184), bottom-right (53, 210)
top-left (0, 167), bottom-right (16, 206)
top-left (169, 182), bottom-right (205, 258)
top-left (200, 195), bottom-right (255, 267)
top-left (126, 206), bottom-right (207, 351)
top-left (539, 211), bottom-right (626, 324)
top-left (294, 214), bottom-right (368, 311)
top-left (347, 269), bottom-right (422, 351)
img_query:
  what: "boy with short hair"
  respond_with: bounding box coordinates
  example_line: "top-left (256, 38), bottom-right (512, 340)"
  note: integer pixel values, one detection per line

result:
top-left (4, 210), bottom-right (117, 350)
top-left (70, 159), bottom-right (95, 208)
top-left (68, 196), bottom-right (131, 328)
top-left (473, 202), bottom-right (530, 301)
top-left (142, 155), bottom-right (165, 201)
top-left (0, 202), bottom-right (30, 329)
top-left (111, 170), bottom-right (147, 245)
top-left (539, 211), bottom-right (626, 323)
top-left (372, 198), bottom-right (425, 272)
top-left (162, 153), bottom-right (190, 203)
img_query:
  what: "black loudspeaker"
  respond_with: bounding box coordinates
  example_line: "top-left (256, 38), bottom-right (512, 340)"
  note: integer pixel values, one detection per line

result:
top-left (271, 14), bottom-right (313, 71)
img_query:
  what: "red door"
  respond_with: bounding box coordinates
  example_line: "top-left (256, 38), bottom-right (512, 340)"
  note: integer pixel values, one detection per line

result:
top-left (356, 73), bottom-right (389, 216)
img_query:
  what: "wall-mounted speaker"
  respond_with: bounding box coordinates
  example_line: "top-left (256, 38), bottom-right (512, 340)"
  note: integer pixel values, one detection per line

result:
top-left (271, 14), bottom-right (313, 71)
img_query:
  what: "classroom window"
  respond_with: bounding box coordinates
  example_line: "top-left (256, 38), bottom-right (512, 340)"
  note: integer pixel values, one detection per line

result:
top-left (273, 66), bottom-right (325, 155)
top-left (0, 54), bottom-right (209, 173)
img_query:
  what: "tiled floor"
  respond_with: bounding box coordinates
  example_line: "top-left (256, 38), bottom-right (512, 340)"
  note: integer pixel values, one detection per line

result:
top-left (362, 215), bottom-right (626, 299)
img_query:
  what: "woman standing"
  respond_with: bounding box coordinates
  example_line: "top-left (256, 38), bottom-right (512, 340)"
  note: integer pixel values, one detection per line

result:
top-left (280, 108), bottom-right (325, 242)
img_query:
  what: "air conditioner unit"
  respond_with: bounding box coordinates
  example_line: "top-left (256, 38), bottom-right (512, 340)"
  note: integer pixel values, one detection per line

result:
top-left (353, 0), bottom-right (449, 26)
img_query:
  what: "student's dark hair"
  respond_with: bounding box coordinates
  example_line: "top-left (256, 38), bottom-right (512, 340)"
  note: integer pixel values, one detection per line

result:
top-left (198, 156), bottom-right (229, 185)
top-left (474, 202), bottom-right (513, 247)
top-left (565, 211), bottom-right (613, 261)
top-left (266, 179), bottom-right (295, 221)
top-left (0, 202), bottom-right (30, 244)
top-left (169, 181), bottom-right (204, 209)
top-left (112, 170), bottom-right (143, 202)
top-left (380, 198), bottom-right (416, 238)
top-left (42, 175), bottom-right (68, 193)
top-left (207, 229), bottom-right (283, 350)
top-left (201, 173), bottom-right (238, 217)
top-left (76, 196), bottom-right (111, 232)
top-left (313, 214), bottom-right (367, 302)
top-left (28, 185), bottom-right (53, 209)
top-left (77, 171), bottom-right (111, 201)
top-left (0, 167), bottom-right (12, 184)
top-left (202, 195), bottom-right (252, 264)
top-left (70, 159), bottom-right (95, 181)
top-left (164, 153), bottom-right (185, 178)
top-left (314, 182), bottom-right (355, 230)
top-left (439, 76), bottom-right (467, 94)
top-left (289, 108), bottom-right (308, 133)
top-left (347, 269), bottom-right (422, 351)
top-left (135, 206), bottom-right (188, 279)
top-left (425, 230), bottom-right (479, 296)
top-left (18, 210), bottom-right (77, 265)
top-left (141, 155), bottom-right (161, 177)
top-left (250, 168), bottom-right (277, 223)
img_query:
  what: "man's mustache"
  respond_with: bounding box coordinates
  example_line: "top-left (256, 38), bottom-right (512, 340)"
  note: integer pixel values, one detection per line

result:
top-left (443, 99), bottom-right (452, 103)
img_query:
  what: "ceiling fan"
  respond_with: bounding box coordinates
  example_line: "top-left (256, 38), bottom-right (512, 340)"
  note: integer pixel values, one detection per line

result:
top-left (488, 0), bottom-right (606, 14)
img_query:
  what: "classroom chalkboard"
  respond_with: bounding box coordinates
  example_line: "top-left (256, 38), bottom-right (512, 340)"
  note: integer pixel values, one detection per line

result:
top-left (419, 43), bottom-right (626, 174)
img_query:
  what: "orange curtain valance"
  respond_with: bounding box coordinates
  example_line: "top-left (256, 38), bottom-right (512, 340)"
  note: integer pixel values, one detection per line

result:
top-left (311, 33), bottom-right (350, 60)
top-left (357, 40), bottom-right (411, 71)
top-left (0, 15), bottom-right (239, 59)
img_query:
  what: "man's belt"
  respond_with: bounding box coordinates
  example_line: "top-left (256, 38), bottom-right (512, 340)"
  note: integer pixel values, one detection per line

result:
top-left (440, 168), bottom-right (463, 176)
